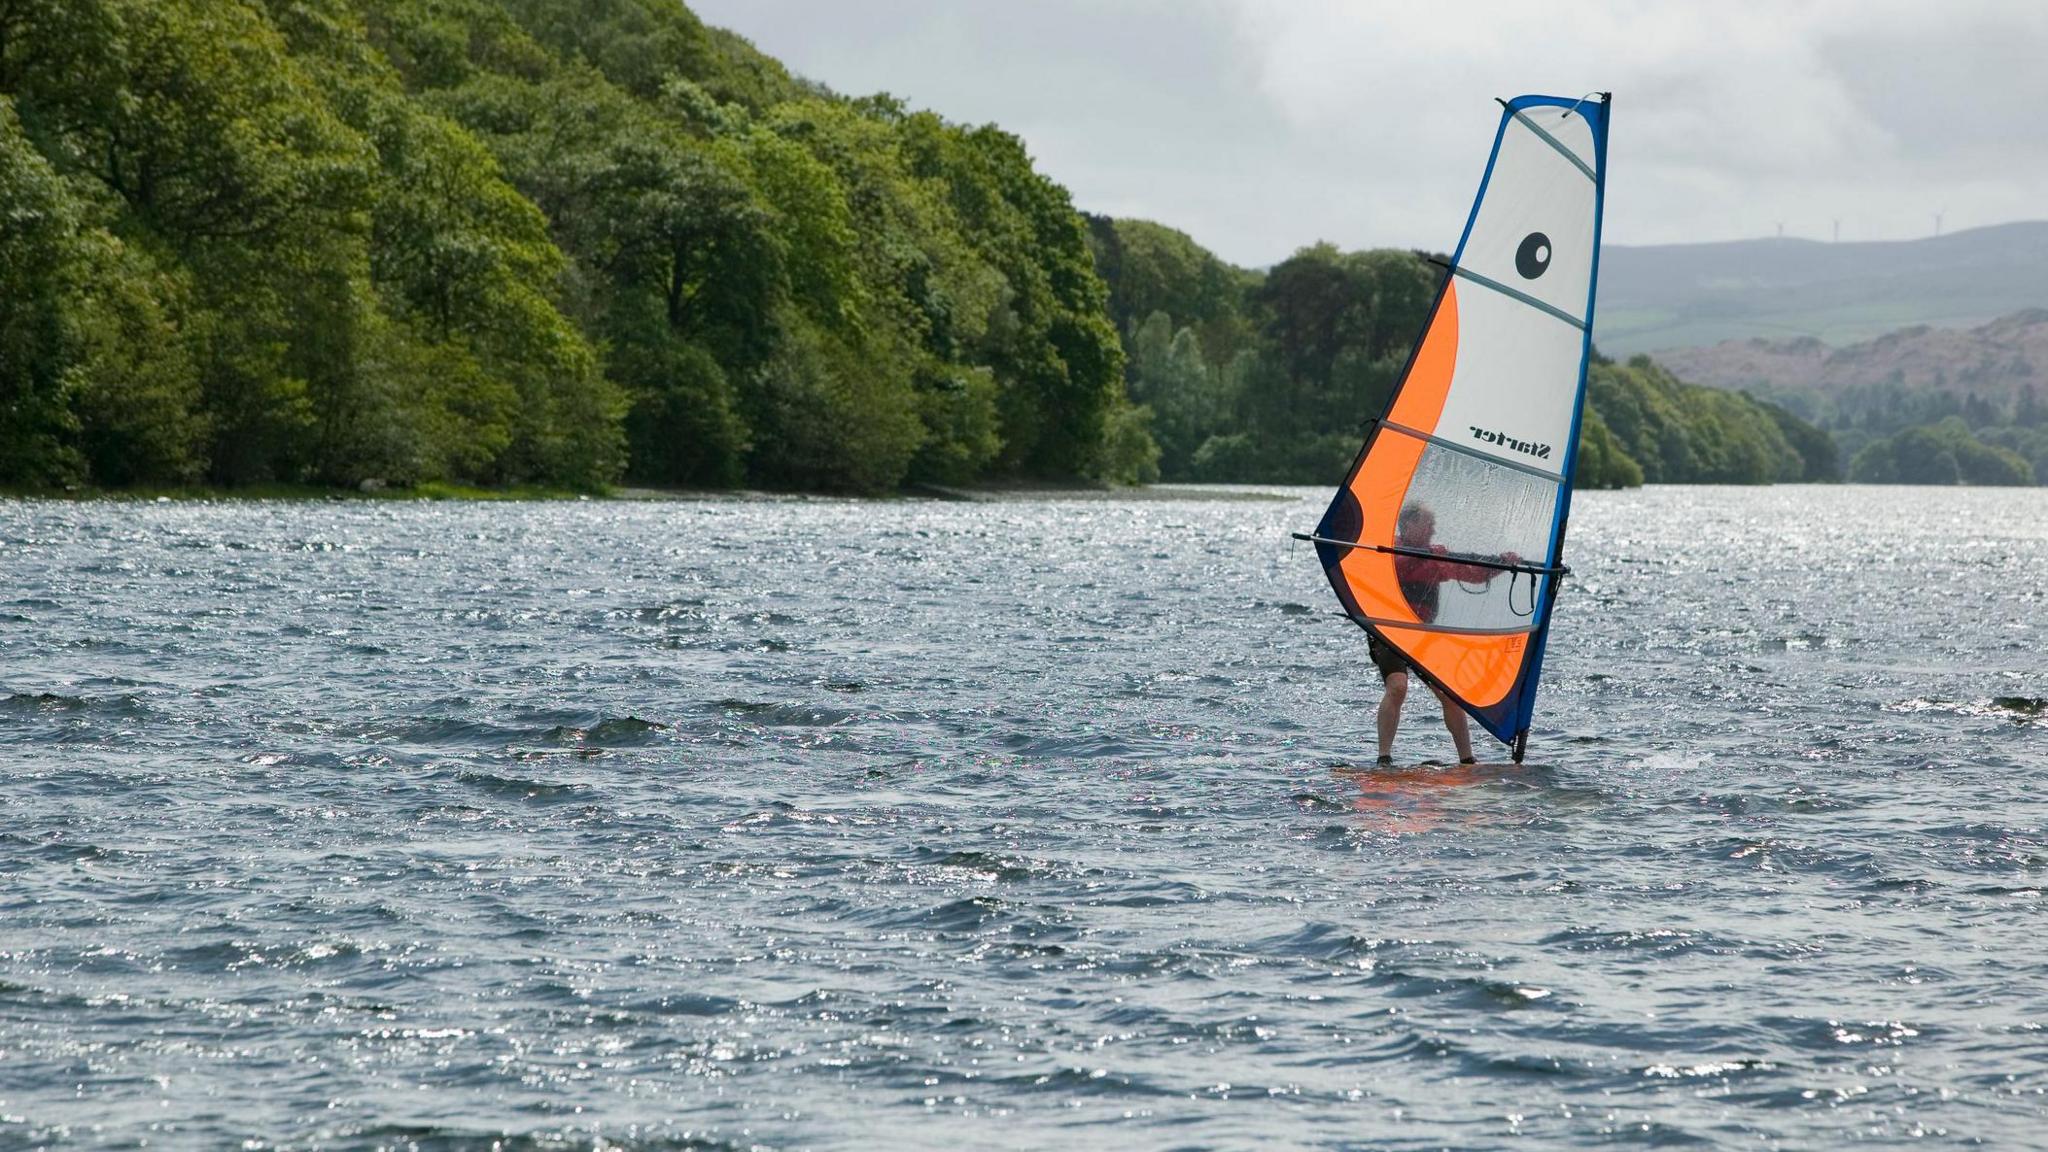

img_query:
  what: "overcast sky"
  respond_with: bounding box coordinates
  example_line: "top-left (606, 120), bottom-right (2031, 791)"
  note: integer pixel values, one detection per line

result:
top-left (690, 0), bottom-right (2047, 267)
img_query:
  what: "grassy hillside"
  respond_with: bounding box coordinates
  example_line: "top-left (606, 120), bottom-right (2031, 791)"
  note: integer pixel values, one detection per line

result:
top-left (1597, 222), bottom-right (2048, 356)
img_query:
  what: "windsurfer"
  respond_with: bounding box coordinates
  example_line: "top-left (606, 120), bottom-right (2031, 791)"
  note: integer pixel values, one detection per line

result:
top-left (1369, 504), bottom-right (1520, 765)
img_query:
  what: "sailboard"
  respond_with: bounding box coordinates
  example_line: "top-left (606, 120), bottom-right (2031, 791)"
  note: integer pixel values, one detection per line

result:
top-left (1294, 93), bottom-right (1610, 763)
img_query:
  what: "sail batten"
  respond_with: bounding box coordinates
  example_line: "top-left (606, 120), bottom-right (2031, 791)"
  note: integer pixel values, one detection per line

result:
top-left (1509, 109), bottom-right (1597, 181)
top-left (1352, 617), bottom-right (1546, 638)
top-left (1305, 93), bottom-right (1610, 759)
top-left (1376, 419), bottom-right (1571, 482)
top-left (1449, 265), bottom-right (1587, 330)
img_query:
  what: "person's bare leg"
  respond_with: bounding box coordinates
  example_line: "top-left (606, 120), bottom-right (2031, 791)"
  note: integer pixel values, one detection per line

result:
top-left (1431, 685), bottom-right (1476, 763)
top-left (1376, 672), bottom-right (1408, 762)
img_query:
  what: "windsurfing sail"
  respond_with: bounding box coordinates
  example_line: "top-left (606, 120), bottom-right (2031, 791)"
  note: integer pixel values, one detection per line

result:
top-left (1296, 93), bottom-right (1610, 763)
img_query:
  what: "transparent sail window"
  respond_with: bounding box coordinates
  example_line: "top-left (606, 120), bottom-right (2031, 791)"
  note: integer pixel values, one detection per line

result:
top-left (1386, 429), bottom-right (1560, 633)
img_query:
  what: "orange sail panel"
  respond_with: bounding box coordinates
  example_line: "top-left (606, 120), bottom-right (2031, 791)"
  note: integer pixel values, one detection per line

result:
top-left (1307, 93), bottom-right (1610, 756)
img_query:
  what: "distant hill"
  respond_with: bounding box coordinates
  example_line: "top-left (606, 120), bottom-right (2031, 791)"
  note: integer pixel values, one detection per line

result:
top-left (1651, 310), bottom-right (2048, 485)
top-left (1654, 310), bottom-right (2048, 413)
top-left (1595, 222), bottom-right (2048, 356)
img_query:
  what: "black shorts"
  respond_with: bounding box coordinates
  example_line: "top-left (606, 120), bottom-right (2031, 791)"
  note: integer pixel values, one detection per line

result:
top-left (1367, 633), bottom-right (1411, 682)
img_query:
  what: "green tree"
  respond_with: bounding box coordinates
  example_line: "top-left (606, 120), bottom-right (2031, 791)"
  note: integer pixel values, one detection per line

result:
top-left (900, 114), bottom-right (1131, 478)
top-left (11, 0), bottom-right (378, 482)
top-left (1126, 312), bottom-right (1228, 478)
top-left (744, 314), bottom-right (924, 492)
top-left (1756, 395), bottom-right (1841, 481)
top-left (0, 96), bottom-right (85, 485)
top-left (1978, 424), bottom-right (2048, 484)
top-left (1586, 356), bottom-right (1823, 484)
top-left (1850, 419), bottom-right (2032, 486)
top-left (432, 70), bottom-right (760, 485)
top-left (1, 0), bottom-right (1212, 495)
top-left (1087, 215), bottom-right (1256, 364)
top-left (1572, 408), bottom-right (1644, 489)
top-left (68, 235), bottom-right (208, 486)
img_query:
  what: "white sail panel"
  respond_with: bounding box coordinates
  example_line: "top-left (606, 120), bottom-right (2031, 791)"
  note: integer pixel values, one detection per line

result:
top-left (1457, 112), bottom-right (1599, 321)
top-left (1430, 286), bottom-right (1586, 476)
top-left (1519, 104), bottom-right (1598, 174)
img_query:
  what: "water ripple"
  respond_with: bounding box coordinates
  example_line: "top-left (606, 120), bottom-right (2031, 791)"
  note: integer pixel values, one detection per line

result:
top-left (0, 486), bottom-right (2043, 1148)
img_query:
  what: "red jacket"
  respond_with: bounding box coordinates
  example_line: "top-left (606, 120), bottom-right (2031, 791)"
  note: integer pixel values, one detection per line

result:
top-left (1394, 544), bottom-right (1518, 586)
top-left (1393, 545), bottom-right (1520, 623)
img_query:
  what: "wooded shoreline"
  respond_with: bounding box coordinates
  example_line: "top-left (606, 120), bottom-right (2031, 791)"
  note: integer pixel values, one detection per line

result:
top-left (3, 1), bottom-right (2029, 496)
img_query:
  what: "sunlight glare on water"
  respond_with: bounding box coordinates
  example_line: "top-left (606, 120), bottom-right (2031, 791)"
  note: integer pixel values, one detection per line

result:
top-left (1, 485), bottom-right (2044, 1149)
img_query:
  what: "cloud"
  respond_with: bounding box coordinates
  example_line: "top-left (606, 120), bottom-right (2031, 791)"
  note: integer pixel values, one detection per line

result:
top-left (690, 0), bottom-right (2048, 264)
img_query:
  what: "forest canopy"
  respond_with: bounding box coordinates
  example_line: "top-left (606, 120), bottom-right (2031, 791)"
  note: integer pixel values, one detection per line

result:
top-left (0, 0), bottom-right (1133, 492)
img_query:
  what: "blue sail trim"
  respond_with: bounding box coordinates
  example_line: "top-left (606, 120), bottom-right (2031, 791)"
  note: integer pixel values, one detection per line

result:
top-left (1448, 111), bottom-right (1513, 268)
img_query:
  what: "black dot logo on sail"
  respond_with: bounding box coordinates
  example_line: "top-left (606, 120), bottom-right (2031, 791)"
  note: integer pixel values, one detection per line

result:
top-left (1516, 232), bottom-right (1551, 279)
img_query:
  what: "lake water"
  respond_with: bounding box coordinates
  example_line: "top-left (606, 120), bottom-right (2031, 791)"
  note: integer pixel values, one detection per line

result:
top-left (2, 485), bottom-right (2044, 1150)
